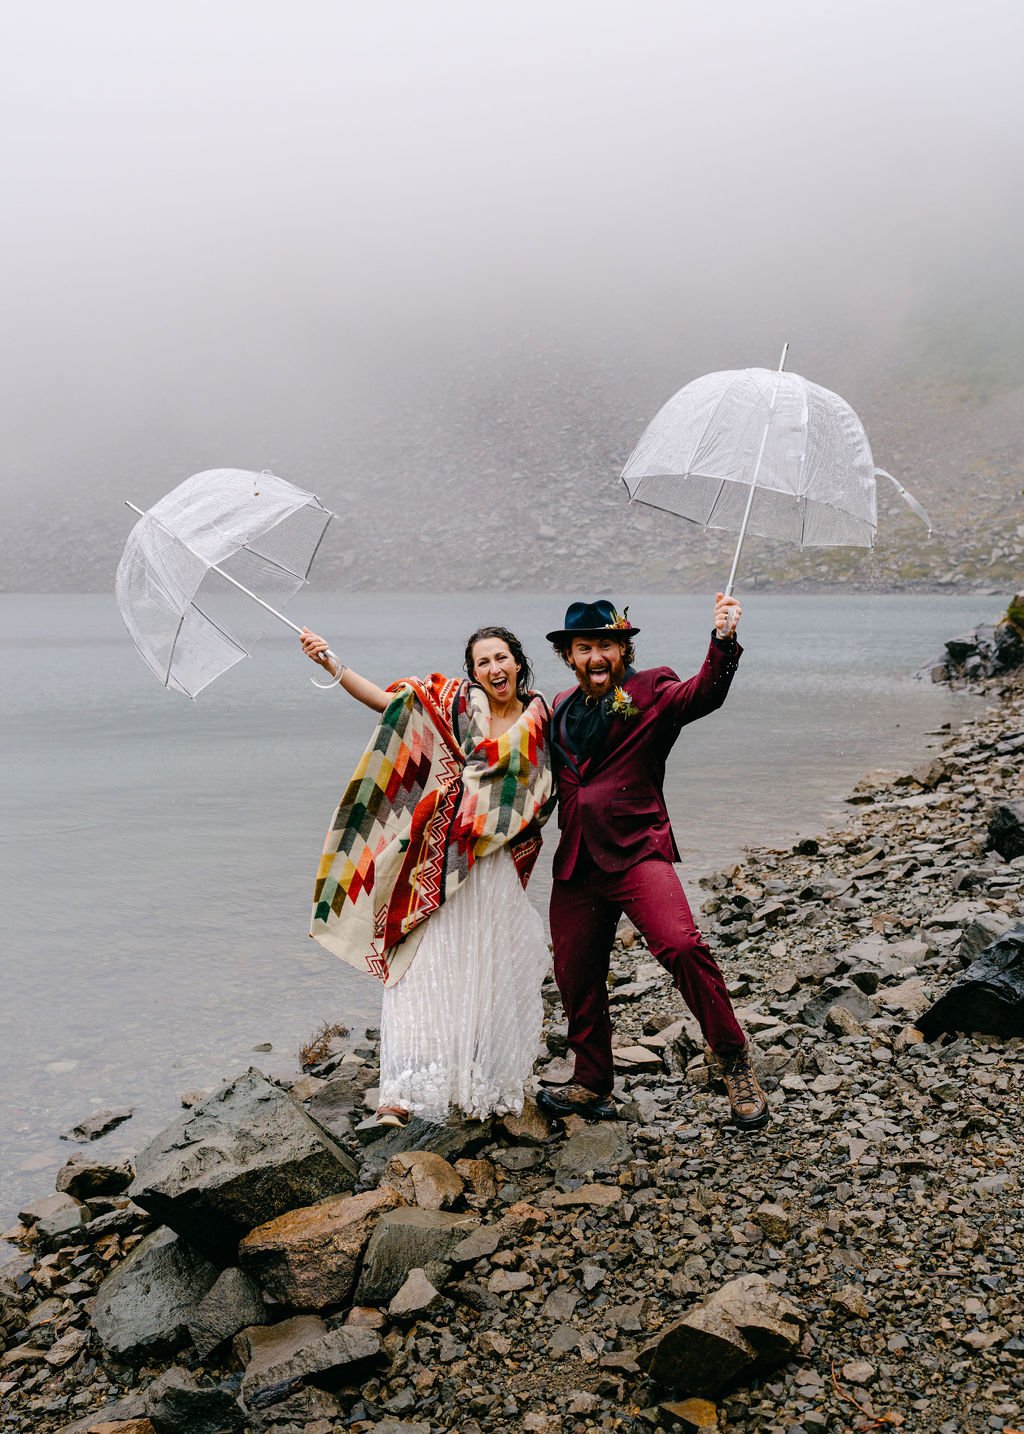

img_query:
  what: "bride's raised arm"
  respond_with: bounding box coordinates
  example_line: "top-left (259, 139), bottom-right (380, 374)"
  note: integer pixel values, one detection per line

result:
top-left (299, 628), bottom-right (391, 712)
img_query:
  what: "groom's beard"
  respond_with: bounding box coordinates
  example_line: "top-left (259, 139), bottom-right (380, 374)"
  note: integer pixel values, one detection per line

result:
top-left (573, 656), bottom-right (627, 702)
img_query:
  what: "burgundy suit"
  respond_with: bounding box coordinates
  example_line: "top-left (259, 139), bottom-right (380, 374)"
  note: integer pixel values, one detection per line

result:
top-left (548, 636), bottom-right (746, 1097)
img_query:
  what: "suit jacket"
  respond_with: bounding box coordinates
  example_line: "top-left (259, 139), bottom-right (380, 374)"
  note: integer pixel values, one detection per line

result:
top-left (550, 636), bottom-right (741, 879)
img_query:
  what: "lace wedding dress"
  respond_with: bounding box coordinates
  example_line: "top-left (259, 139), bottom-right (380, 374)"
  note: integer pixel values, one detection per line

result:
top-left (378, 846), bottom-right (550, 1122)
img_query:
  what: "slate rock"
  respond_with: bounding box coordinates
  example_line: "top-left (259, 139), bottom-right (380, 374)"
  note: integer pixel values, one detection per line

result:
top-left (552, 1184), bottom-right (621, 1208)
top-left (55, 1156), bottom-right (134, 1200)
top-left (61, 1107), bottom-right (135, 1143)
top-left (37, 1201), bottom-right (91, 1245)
top-left (497, 1097), bottom-right (550, 1145)
top-left (454, 1157), bottom-right (498, 1200)
top-left (961, 911), bottom-right (1015, 964)
top-left (187, 1266), bottom-right (268, 1359)
top-left (355, 1207), bottom-right (479, 1304)
top-left (59, 1418), bottom-right (153, 1434)
top-left (552, 1123), bottom-right (634, 1177)
top-left (640, 1273), bottom-right (805, 1393)
top-left (129, 1068), bottom-right (358, 1260)
top-left (92, 1227), bottom-right (219, 1360)
top-left (388, 1268), bottom-right (441, 1317)
top-left (381, 1151), bottom-right (464, 1210)
top-left (658, 1398), bottom-right (720, 1433)
top-left (988, 801), bottom-right (1024, 861)
top-left (943, 620), bottom-right (1024, 680)
top-left (752, 1203), bottom-right (791, 1243)
top-left (44, 1327), bottom-right (90, 1367)
top-left (18, 1192), bottom-right (82, 1226)
top-left (144, 1367), bottom-right (245, 1434)
top-left (799, 982), bottom-right (877, 1028)
top-left (918, 922), bottom-right (1024, 1039)
top-left (357, 1116), bottom-right (494, 1187)
top-left (238, 1315), bottom-right (381, 1410)
top-left (239, 1187), bottom-right (400, 1310)
top-left (47, 1393), bottom-right (150, 1433)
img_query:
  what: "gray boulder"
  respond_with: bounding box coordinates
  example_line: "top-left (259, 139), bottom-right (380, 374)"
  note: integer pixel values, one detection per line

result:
top-left (50, 1392), bottom-right (149, 1432)
top-left (354, 1207), bottom-right (479, 1304)
top-left (940, 620), bottom-right (1024, 681)
top-left (237, 1315), bottom-right (382, 1410)
top-left (129, 1068), bottom-right (358, 1260)
top-left (640, 1273), bottom-right (806, 1393)
top-left (55, 1155), bottom-right (134, 1200)
top-left (798, 981), bottom-right (877, 1029)
top-left (961, 910), bottom-right (1015, 964)
top-left (552, 1123), bottom-right (634, 1178)
top-left (987, 801), bottom-right (1024, 862)
top-left (918, 922), bottom-right (1024, 1039)
top-left (187, 1266), bottom-right (269, 1359)
top-left (145, 1367), bottom-right (245, 1433)
top-left (92, 1227), bottom-right (219, 1360)
top-left (357, 1116), bottom-right (493, 1187)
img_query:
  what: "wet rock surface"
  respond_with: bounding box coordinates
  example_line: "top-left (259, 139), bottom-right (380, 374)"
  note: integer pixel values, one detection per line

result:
top-left (1, 663), bottom-right (1022, 1432)
top-left (918, 921), bottom-right (1024, 1039)
top-left (129, 1068), bottom-right (358, 1261)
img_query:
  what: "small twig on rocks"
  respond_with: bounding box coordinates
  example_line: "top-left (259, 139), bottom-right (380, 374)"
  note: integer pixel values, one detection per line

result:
top-left (298, 1019), bottom-right (349, 1070)
top-left (830, 1359), bottom-right (902, 1430)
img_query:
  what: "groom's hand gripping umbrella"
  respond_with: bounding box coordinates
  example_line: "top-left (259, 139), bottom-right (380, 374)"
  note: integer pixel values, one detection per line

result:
top-left (620, 344), bottom-right (932, 624)
top-left (115, 468), bottom-right (342, 698)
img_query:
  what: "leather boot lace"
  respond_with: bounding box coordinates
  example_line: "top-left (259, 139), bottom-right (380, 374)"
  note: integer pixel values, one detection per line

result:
top-left (722, 1052), bottom-right (759, 1106)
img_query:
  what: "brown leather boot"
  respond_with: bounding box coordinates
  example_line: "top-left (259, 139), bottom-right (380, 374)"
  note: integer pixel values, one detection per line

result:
top-left (713, 1046), bottom-right (770, 1131)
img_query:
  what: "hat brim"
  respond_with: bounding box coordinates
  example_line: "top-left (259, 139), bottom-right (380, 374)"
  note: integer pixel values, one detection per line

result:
top-left (545, 625), bottom-right (641, 643)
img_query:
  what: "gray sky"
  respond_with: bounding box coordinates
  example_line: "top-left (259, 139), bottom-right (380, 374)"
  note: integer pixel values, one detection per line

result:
top-left (2, 0), bottom-right (1022, 581)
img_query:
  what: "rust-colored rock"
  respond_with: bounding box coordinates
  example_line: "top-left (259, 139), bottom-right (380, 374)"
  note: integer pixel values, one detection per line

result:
top-left (239, 1187), bottom-right (400, 1310)
top-left (381, 1151), bottom-right (464, 1210)
top-left (641, 1273), bottom-right (805, 1393)
top-left (497, 1097), bottom-right (550, 1145)
top-left (455, 1158), bottom-right (498, 1200)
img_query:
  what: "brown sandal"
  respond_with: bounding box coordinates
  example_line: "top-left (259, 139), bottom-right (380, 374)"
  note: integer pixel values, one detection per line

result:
top-left (376, 1105), bottom-right (410, 1128)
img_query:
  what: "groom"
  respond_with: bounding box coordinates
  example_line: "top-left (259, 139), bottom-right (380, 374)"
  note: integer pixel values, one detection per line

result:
top-left (537, 595), bottom-right (769, 1131)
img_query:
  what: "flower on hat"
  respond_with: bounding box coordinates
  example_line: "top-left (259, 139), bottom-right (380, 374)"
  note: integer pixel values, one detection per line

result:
top-left (606, 605), bottom-right (631, 631)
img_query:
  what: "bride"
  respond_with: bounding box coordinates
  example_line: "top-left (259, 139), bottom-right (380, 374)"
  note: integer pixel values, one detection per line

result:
top-left (300, 624), bottom-right (554, 1128)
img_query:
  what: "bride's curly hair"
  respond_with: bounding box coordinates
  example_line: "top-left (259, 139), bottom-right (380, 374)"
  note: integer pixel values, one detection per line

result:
top-left (464, 626), bottom-right (534, 702)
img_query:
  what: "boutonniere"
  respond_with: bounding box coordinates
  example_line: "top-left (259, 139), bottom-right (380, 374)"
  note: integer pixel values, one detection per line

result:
top-left (609, 685), bottom-right (640, 719)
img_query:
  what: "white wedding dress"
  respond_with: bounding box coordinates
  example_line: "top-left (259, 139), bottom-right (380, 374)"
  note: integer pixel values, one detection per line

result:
top-left (377, 846), bottom-right (550, 1123)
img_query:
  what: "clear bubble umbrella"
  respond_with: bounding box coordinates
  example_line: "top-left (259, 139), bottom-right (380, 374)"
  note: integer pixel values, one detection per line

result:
top-left (115, 468), bottom-right (340, 698)
top-left (621, 344), bottom-right (931, 606)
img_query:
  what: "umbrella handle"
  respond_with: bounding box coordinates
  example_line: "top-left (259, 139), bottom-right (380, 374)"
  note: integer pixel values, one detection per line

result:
top-left (310, 649), bottom-right (346, 689)
top-left (717, 605), bottom-right (740, 638)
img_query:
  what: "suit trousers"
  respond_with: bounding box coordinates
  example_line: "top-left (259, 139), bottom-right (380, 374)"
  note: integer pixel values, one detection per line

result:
top-left (549, 850), bottom-right (746, 1097)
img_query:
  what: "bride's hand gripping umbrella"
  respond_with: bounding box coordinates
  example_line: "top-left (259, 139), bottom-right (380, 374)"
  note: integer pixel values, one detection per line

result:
top-left (115, 468), bottom-right (345, 697)
top-left (620, 343), bottom-right (932, 628)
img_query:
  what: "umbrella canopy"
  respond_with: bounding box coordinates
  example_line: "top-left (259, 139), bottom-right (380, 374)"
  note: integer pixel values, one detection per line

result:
top-left (115, 468), bottom-right (333, 697)
top-left (621, 366), bottom-right (930, 553)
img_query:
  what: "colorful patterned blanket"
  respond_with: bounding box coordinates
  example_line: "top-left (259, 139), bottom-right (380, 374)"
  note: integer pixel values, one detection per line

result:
top-left (310, 673), bottom-right (554, 986)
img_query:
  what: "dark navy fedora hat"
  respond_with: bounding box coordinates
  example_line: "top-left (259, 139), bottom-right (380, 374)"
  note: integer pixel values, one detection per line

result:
top-left (545, 599), bottom-right (640, 644)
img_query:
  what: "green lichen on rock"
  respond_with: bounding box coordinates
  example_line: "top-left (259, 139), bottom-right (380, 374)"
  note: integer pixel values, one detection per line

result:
top-left (1006, 592), bottom-right (1024, 632)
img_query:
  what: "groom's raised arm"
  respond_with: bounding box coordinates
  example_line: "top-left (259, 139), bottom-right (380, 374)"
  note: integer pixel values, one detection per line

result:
top-left (656, 592), bottom-right (743, 727)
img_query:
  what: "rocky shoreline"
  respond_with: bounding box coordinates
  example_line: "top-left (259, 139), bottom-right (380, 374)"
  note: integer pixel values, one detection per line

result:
top-left (3, 614), bottom-right (1023, 1434)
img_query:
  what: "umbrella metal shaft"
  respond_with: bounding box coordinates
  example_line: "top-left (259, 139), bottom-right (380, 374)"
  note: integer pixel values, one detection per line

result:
top-left (724, 341), bottom-right (789, 600)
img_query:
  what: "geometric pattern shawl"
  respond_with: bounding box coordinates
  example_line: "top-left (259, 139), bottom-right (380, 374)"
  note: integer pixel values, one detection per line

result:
top-left (309, 673), bottom-right (554, 987)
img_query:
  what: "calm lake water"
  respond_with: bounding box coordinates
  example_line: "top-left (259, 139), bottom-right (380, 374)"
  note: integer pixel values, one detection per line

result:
top-left (0, 591), bottom-right (999, 1227)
